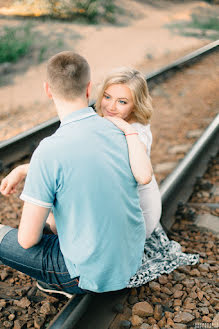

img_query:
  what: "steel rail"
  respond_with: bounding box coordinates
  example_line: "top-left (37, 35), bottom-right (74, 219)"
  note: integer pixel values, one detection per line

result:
top-left (146, 40), bottom-right (218, 86)
top-left (160, 113), bottom-right (219, 230)
top-left (0, 41), bottom-right (218, 170)
top-left (47, 115), bottom-right (219, 329)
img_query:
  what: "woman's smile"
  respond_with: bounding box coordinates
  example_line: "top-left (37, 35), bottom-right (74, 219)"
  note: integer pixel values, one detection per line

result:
top-left (100, 84), bottom-right (134, 121)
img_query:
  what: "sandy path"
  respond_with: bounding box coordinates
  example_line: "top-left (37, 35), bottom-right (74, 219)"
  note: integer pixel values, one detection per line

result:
top-left (0, 0), bottom-right (213, 120)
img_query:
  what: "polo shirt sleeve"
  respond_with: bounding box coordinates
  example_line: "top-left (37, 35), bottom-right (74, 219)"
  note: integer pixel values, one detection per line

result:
top-left (20, 141), bottom-right (62, 208)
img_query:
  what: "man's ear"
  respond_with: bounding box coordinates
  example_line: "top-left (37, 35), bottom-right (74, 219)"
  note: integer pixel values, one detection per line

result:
top-left (44, 82), bottom-right (53, 99)
top-left (86, 81), bottom-right (92, 99)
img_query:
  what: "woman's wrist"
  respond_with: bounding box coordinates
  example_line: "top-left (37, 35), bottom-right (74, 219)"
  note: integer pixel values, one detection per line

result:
top-left (16, 164), bottom-right (29, 178)
top-left (124, 128), bottom-right (137, 135)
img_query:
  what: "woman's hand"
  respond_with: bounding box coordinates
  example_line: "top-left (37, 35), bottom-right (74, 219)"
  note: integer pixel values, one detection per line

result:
top-left (105, 116), bottom-right (136, 135)
top-left (0, 164), bottom-right (29, 196)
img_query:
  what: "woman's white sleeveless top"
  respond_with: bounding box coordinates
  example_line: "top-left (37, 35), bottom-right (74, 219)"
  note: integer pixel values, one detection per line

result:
top-left (131, 122), bottom-right (162, 238)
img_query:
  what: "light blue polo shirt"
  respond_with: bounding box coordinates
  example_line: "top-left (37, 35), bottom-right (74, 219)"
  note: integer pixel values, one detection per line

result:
top-left (20, 107), bottom-right (146, 292)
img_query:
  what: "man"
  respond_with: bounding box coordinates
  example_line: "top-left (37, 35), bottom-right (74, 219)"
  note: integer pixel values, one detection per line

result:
top-left (0, 51), bottom-right (145, 295)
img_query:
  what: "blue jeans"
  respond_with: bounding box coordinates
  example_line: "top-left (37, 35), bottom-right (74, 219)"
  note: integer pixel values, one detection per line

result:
top-left (0, 226), bottom-right (85, 295)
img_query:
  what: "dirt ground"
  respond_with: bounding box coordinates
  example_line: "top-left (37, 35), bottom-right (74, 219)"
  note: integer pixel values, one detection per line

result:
top-left (0, 0), bottom-right (216, 121)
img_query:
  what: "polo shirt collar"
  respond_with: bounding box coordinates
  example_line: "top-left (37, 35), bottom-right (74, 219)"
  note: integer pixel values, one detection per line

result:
top-left (61, 107), bottom-right (97, 127)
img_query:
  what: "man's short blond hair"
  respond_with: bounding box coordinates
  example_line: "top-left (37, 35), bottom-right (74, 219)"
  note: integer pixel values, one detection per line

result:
top-left (47, 51), bottom-right (90, 101)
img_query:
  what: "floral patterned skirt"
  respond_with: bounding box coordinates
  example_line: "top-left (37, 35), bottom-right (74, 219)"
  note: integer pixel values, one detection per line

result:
top-left (128, 224), bottom-right (199, 288)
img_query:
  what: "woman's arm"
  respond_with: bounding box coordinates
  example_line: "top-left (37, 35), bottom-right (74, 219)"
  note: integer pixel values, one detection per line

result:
top-left (105, 117), bottom-right (153, 185)
top-left (0, 163), bottom-right (29, 196)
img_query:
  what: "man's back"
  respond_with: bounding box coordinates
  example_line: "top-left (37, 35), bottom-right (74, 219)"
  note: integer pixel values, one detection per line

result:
top-left (21, 107), bottom-right (146, 292)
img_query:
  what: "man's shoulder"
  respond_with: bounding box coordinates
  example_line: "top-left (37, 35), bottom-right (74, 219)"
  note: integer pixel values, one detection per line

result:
top-left (34, 134), bottom-right (59, 158)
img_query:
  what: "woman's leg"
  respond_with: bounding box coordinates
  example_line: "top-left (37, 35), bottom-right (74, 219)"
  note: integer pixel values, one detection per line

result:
top-left (0, 226), bottom-right (85, 295)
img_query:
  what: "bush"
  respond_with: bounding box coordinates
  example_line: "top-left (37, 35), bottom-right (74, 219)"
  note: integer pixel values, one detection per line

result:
top-left (14, 0), bottom-right (117, 23)
top-left (166, 7), bottom-right (219, 41)
top-left (0, 24), bottom-right (33, 63)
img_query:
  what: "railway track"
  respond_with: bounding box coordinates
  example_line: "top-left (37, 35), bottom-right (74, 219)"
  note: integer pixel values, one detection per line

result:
top-left (0, 41), bottom-right (218, 328)
top-left (0, 40), bottom-right (218, 170)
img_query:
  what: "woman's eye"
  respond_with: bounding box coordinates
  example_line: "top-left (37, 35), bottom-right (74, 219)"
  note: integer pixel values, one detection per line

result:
top-left (119, 100), bottom-right (127, 105)
top-left (104, 95), bottom-right (110, 100)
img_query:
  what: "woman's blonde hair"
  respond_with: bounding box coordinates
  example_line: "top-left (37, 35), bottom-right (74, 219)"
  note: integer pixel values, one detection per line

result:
top-left (95, 67), bottom-right (153, 124)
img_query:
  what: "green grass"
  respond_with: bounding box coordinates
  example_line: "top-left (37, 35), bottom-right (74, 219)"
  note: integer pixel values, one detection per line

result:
top-left (166, 10), bottom-right (219, 41)
top-left (0, 24), bottom-right (34, 63)
top-left (0, 23), bottom-right (66, 65)
top-left (187, 13), bottom-right (219, 31)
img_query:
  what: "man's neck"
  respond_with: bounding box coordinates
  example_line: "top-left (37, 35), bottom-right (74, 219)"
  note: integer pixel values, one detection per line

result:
top-left (53, 97), bottom-right (89, 121)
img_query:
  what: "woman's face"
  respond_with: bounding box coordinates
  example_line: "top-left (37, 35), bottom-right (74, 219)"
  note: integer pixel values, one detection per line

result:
top-left (100, 84), bottom-right (134, 121)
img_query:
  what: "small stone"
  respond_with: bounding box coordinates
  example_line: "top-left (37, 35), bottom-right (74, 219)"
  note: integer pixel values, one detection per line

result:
top-left (173, 290), bottom-right (184, 298)
top-left (113, 303), bottom-right (124, 313)
top-left (173, 324), bottom-right (187, 329)
top-left (15, 286), bottom-right (30, 297)
top-left (40, 301), bottom-right (56, 315)
top-left (154, 162), bottom-right (177, 174)
top-left (174, 299), bottom-right (182, 306)
top-left (173, 272), bottom-right (186, 282)
top-left (3, 320), bottom-right (13, 328)
top-left (194, 311), bottom-right (201, 319)
top-left (198, 264), bottom-right (210, 273)
top-left (177, 266), bottom-right (191, 275)
top-left (14, 297), bottom-right (31, 308)
top-left (139, 286), bottom-right (145, 299)
top-left (128, 295), bottom-right (138, 305)
top-left (168, 144), bottom-right (192, 154)
top-left (146, 53), bottom-right (153, 60)
top-left (1, 269), bottom-right (9, 281)
top-left (215, 303), bottom-right (219, 310)
top-left (186, 129), bottom-right (203, 139)
top-left (8, 313), bottom-right (15, 321)
top-left (151, 296), bottom-right (161, 304)
top-left (34, 317), bottom-right (45, 329)
top-left (161, 286), bottom-right (172, 295)
top-left (158, 316), bottom-right (166, 327)
top-left (173, 284), bottom-right (184, 291)
top-left (140, 324), bottom-right (151, 329)
top-left (182, 279), bottom-right (195, 288)
top-left (154, 304), bottom-right (162, 321)
top-left (0, 300), bottom-right (7, 308)
top-left (197, 291), bottom-right (204, 301)
top-left (202, 316), bottom-right (211, 323)
top-left (149, 282), bottom-right (160, 292)
top-left (210, 297), bottom-right (219, 305)
top-left (183, 301), bottom-right (196, 309)
top-left (13, 320), bottom-right (25, 329)
top-left (174, 312), bottom-right (195, 323)
top-left (28, 306), bottom-right (35, 315)
top-left (147, 317), bottom-right (156, 325)
top-left (130, 315), bottom-right (143, 326)
top-left (158, 275), bottom-right (168, 285)
top-left (167, 317), bottom-right (175, 326)
top-left (189, 292), bottom-right (197, 299)
top-left (190, 269), bottom-right (200, 276)
top-left (151, 325), bottom-right (159, 329)
top-left (132, 301), bottom-right (154, 317)
top-left (165, 311), bottom-right (174, 319)
top-left (27, 320), bottom-right (34, 328)
top-left (130, 288), bottom-right (138, 296)
top-left (212, 314), bottom-right (219, 327)
top-left (120, 320), bottom-right (131, 328)
top-left (195, 214), bottom-right (219, 236)
top-left (200, 307), bottom-right (209, 315)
